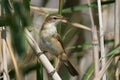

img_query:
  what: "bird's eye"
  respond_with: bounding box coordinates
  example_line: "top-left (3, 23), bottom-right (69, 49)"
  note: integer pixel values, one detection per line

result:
top-left (53, 17), bottom-right (57, 20)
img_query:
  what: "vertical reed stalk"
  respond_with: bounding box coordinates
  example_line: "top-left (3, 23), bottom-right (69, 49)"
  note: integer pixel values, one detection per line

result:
top-left (58, 0), bottom-right (63, 34)
top-left (1, 1), bottom-right (9, 79)
top-left (97, 0), bottom-right (106, 80)
top-left (2, 27), bottom-right (9, 80)
top-left (114, 0), bottom-right (120, 80)
top-left (6, 37), bottom-right (22, 80)
top-left (87, 0), bottom-right (99, 77)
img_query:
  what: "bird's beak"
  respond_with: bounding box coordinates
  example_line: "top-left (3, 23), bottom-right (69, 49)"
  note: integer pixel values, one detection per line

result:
top-left (61, 17), bottom-right (68, 23)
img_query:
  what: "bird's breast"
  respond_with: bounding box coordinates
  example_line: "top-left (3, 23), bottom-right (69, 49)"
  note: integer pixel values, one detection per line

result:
top-left (39, 24), bottom-right (63, 56)
top-left (41, 24), bottom-right (57, 37)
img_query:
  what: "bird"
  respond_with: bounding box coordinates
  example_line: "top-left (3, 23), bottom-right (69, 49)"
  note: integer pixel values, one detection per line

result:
top-left (39, 14), bottom-right (79, 76)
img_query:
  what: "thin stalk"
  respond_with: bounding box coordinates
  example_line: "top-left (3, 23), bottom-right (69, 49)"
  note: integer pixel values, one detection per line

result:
top-left (2, 27), bottom-right (9, 80)
top-left (91, 26), bottom-right (99, 77)
top-left (94, 54), bottom-right (114, 80)
top-left (0, 28), bottom-right (2, 77)
top-left (25, 29), bottom-right (62, 80)
top-left (58, 0), bottom-right (63, 14)
top-left (62, 20), bottom-right (92, 31)
top-left (1, 1), bottom-right (9, 79)
top-left (6, 37), bottom-right (22, 80)
top-left (87, 0), bottom-right (99, 77)
top-left (114, 0), bottom-right (120, 47)
top-left (97, 0), bottom-right (106, 80)
top-left (114, 0), bottom-right (120, 80)
top-left (58, 0), bottom-right (63, 35)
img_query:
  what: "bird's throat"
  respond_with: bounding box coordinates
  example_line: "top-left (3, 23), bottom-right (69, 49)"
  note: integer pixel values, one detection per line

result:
top-left (41, 23), bottom-right (57, 37)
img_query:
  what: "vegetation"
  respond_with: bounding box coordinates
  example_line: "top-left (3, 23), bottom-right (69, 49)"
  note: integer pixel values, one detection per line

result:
top-left (0, 0), bottom-right (119, 80)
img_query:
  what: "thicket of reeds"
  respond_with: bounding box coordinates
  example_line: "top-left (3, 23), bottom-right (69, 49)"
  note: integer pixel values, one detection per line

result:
top-left (0, 0), bottom-right (119, 80)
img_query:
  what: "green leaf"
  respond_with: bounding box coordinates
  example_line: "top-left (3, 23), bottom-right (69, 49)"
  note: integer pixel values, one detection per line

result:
top-left (10, 16), bottom-right (27, 56)
top-left (62, 1), bottom-right (115, 13)
top-left (107, 46), bottom-right (120, 57)
top-left (50, 0), bottom-right (115, 14)
top-left (2, 0), bottom-right (12, 14)
top-left (13, 1), bottom-right (32, 27)
top-left (36, 61), bottom-right (43, 80)
top-left (82, 64), bottom-right (94, 80)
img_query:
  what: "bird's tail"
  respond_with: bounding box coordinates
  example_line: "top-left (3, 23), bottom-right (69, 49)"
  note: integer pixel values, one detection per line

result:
top-left (62, 60), bottom-right (79, 76)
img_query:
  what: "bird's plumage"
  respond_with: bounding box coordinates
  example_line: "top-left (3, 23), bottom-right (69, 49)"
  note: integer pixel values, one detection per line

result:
top-left (39, 14), bottom-right (79, 76)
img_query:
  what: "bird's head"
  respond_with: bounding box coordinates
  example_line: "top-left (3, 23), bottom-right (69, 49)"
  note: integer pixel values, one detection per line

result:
top-left (44, 14), bottom-right (66, 25)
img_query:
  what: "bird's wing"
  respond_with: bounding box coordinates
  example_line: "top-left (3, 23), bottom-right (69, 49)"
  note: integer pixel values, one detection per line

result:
top-left (52, 33), bottom-right (66, 52)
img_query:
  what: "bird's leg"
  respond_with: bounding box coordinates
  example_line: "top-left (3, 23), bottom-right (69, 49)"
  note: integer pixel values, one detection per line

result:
top-left (37, 51), bottom-right (48, 57)
top-left (54, 57), bottom-right (61, 71)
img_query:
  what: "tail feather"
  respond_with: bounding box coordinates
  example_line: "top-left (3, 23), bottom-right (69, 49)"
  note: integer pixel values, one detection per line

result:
top-left (62, 60), bottom-right (79, 76)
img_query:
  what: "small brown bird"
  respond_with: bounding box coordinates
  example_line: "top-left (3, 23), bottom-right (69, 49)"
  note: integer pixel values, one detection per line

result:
top-left (39, 14), bottom-right (79, 76)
